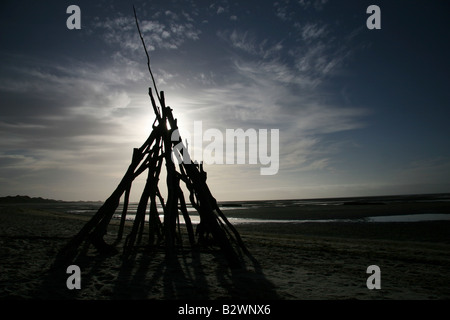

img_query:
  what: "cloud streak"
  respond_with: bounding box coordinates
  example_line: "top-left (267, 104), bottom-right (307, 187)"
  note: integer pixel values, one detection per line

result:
top-left (92, 8), bottom-right (201, 54)
top-left (173, 54), bottom-right (367, 177)
top-left (0, 51), bottom-right (158, 199)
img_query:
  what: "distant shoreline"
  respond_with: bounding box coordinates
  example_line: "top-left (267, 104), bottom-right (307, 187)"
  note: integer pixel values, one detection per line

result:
top-left (0, 195), bottom-right (102, 204)
top-left (0, 195), bottom-right (62, 204)
top-left (1, 192), bottom-right (450, 204)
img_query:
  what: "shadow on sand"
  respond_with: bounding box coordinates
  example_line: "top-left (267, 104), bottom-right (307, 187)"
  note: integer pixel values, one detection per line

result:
top-left (38, 244), bottom-right (279, 300)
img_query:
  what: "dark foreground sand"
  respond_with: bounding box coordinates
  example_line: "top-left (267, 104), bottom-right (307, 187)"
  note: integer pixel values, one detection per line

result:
top-left (1, 202), bottom-right (449, 300)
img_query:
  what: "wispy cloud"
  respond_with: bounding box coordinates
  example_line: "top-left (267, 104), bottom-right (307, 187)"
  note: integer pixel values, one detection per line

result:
top-left (298, 0), bottom-right (329, 11)
top-left (274, 0), bottom-right (329, 22)
top-left (218, 29), bottom-right (284, 60)
top-left (0, 51), bottom-right (157, 199)
top-left (92, 9), bottom-right (201, 53)
top-left (273, 1), bottom-right (291, 22)
top-left (175, 54), bottom-right (367, 177)
top-left (0, 61), bottom-right (133, 121)
top-left (300, 23), bottom-right (328, 41)
top-left (172, 9), bottom-right (366, 178)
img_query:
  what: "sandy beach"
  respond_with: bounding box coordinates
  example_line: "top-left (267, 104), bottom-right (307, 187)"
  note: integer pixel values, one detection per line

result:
top-left (1, 201), bottom-right (449, 300)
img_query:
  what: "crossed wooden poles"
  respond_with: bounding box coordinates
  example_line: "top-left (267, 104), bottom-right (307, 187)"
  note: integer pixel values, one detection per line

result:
top-left (59, 87), bottom-right (250, 267)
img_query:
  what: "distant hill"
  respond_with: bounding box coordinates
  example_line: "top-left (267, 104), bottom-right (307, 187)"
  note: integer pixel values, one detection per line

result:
top-left (0, 195), bottom-right (62, 203)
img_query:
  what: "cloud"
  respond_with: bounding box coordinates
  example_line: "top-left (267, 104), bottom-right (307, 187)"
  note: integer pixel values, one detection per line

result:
top-left (0, 61), bottom-right (134, 122)
top-left (169, 12), bottom-right (365, 176)
top-left (298, 0), bottom-right (329, 10)
top-left (92, 10), bottom-right (201, 54)
top-left (301, 23), bottom-right (328, 41)
top-left (273, 1), bottom-right (291, 21)
top-left (218, 29), bottom-right (284, 60)
top-left (274, 0), bottom-right (329, 22)
top-left (0, 52), bottom-right (158, 199)
top-left (0, 154), bottom-right (38, 170)
top-left (233, 59), bottom-right (315, 88)
top-left (228, 30), bottom-right (259, 55)
top-left (174, 55), bottom-right (367, 177)
top-left (220, 17), bottom-right (352, 87)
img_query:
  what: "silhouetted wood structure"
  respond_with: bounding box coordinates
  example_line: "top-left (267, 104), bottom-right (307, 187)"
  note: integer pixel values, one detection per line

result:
top-left (58, 7), bottom-right (250, 268)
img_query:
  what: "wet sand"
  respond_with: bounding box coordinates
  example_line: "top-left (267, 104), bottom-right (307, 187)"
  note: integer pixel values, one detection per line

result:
top-left (1, 202), bottom-right (449, 300)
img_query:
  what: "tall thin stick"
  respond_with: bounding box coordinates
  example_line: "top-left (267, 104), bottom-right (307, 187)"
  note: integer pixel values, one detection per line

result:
top-left (133, 5), bottom-right (161, 102)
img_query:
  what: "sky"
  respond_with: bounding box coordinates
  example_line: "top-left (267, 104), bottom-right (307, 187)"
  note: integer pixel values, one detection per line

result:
top-left (1, 0), bottom-right (450, 201)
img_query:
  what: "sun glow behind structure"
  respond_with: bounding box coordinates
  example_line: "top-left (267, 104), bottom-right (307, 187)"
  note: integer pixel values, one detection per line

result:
top-left (0, 1), bottom-right (449, 201)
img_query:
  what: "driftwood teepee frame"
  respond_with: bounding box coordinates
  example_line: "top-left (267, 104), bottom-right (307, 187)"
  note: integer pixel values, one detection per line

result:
top-left (59, 7), bottom-right (249, 268)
